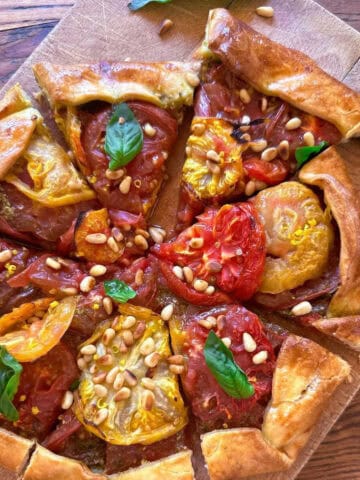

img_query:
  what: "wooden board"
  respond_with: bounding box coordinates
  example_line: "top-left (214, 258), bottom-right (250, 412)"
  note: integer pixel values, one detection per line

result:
top-left (1, 1), bottom-right (360, 479)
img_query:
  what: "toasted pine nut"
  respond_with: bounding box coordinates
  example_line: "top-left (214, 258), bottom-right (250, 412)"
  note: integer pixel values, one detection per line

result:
top-left (112, 227), bottom-right (124, 242)
top-left (105, 168), bottom-right (124, 180)
top-left (94, 408), bottom-right (108, 426)
top-left (124, 369), bottom-right (137, 387)
top-left (149, 226), bottom-right (165, 244)
top-left (80, 275), bottom-right (96, 293)
top-left (168, 355), bottom-right (185, 365)
top-left (193, 279), bottom-right (208, 292)
top-left (135, 269), bottom-right (144, 285)
top-left (161, 304), bottom-right (174, 321)
top-left (205, 316), bottom-right (217, 327)
top-left (261, 97), bottom-right (268, 113)
top-left (172, 266), bottom-right (184, 280)
top-left (107, 236), bottom-right (119, 253)
top-left (144, 352), bottom-right (161, 368)
top-left (61, 287), bottom-right (79, 296)
top-left (102, 298), bottom-right (113, 316)
top-left (119, 176), bottom-right (132, 194)
top-left (134, 235), bottom-right (149, 250)
top-left (256, 6), bottom-right (274, 17)
top-left (0, 249), bottom-right (12, 263)
top-left (46, 257), bottom-right (61, 270)
top-left (85, 233), bottom-right (107, 244)
top-left (207, 160), bottom-right (221, 175)
top-left (77, 358), bottom-right (87, 370)
top-left (198, 319), bottom-right (213, 329)
top-left (192, 123), bottom-right (206, 136)
top-left (102, 327), bottom-right (116, 345)
top-left (122, 330), bottom-right (134, 346)
top-left (89, 264), bottom-right (107, 277)
top-left (222, 337), bottom-right (232, 348)
top-left (169, 364), bottom-right (185, 375)
top-left (114, 387), bottom-right (131, 402)
top-left (285, 117), bottom-right (302, 130)
top-left (123, 315), bottom-right (137, 329)
top-left (205, 285), bottom-right (215, 295)
top-left (245, 180), bottom-right (256, 196)
top-left (206, 150), bottom-right (220, 163)
top-left (113, 373), bottom-right (125, 390)
top-left (291, 301), bottom-right (312, 316)
top-left (239, 88), bottom-right (251, 104)
top-left (243, 332), bottom-right (257, 352)
top-left (140, 337), bottom-right (156, 356)
top-left (98, 354), bottom-right (113, 366)
top-left (94, 384), bottom-right (108, 398)
top-left (261, 147), bottom-right (278, 162)
top-left (159, 18), bottom-right (174, 35)
top-left (250, 138), bottom-right (268, 152)
top-left (190, 237), bottom-right (204, 249)
top-left (303, 131), bottom-right (315, 146)
top-left (93, 372), bottom-right (107, 384)
top-left (183, 266), bottom-right (194, 283)
top-left (278, 140), bottom-right (290, 160)
top-left (80, 344), bottom-right (97, 356)
top-left (106, 366), bottom-right (120, 384)
top-left (142, 390), bottom-right (155, 410)
top-left (61, 391), bottom-right (74, 410)
top-left (141, 377), bottom-right (156, 390)
top-left (252, 350), bottom-right (268, 364)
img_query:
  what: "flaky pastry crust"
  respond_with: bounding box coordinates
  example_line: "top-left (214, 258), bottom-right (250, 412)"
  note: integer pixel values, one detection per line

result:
top-left (0, 427), bottom-right (34, 475)
top-left (201, 335), bottom-right (350, 479)
top-left (311, 316), bottom-right (360, 352)
top-left (198, 8), bottom-right (360, 138)
top-left (299, 146), bottom-right (360, 318)
top-left (33, 62), bottom-right (200, 111)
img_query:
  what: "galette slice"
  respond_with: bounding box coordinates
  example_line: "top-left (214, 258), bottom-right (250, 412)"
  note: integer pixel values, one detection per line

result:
top-left (0, 85), bottom-right (97, 248)
top-left (33, 61), bottom-right (200, 217)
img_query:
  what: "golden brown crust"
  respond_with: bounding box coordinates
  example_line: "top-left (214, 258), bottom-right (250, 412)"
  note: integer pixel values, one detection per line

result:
top-left (201, 428), bottom-right (291, 480)
top-left (262, 334), bottom-right (350, 459)
top-left (0, 427), bottom-right (34, 475)
top-left (299, 146), bottom-right (360, 317)
top-left (200, 8), bottom-right (360, 138)
top-left (311, 316), bottom-right (360, 351)
top-left (22, 445), bottom-right (106, 480)
top-left (33, 61), bottom-right (200, 111)
top-left (110, 451), bottom-right (194, 480)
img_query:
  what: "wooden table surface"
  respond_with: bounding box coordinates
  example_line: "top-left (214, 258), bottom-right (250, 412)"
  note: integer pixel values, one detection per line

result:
top-left (1, 1), bottom-right (360, 479)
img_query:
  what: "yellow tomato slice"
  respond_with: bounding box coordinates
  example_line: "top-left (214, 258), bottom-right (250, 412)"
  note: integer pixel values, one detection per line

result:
top-left (182, 117), bottom-right (246, 200)
top-left (0, 296), bottom-right (77, 362)
top-left (253, 181), bottom-right (333, 293)
top-left (0, 297), bottom-right (54, 335)
top-left (74, 303), bottom-right (188, 445)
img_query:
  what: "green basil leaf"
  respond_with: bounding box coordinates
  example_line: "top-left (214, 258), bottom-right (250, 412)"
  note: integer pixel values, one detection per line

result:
top-left (104, 279), bottom-right (136, 303)
top-left (104, 103), bottom-right (143, 170)
top-left (70, 379), bottom-right (80, 392)
top-left (204, 331), bottom-right (254, 399)
top-left (128, 0), bottom-right (172, 11)
top-left (0, 346), bottom-right (22, 422)
top-left (295, 141), bottom-right (329, 168)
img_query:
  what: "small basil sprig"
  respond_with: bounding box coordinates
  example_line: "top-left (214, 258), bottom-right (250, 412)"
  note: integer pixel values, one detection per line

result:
top-left (0, 346), bottom-right (22, 422)
top-left (104, 103), bottom-right (143, 171)
top-left (104, 280), bottom-right (136, 303)
top-left (128, 0), bottom-right (172, 11)
top-left (295, 141), bottom-right (328, 168)
top-left (204, 331), bottom-right (254, 399)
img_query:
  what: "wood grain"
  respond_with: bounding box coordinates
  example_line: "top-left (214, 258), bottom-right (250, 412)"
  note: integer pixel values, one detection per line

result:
top-left (0, 2), bottom-right (360, 480)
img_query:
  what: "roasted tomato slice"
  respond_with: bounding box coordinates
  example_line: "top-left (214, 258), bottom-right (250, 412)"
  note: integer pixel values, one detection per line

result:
top-left (13, 343), bottom-right (78, 440)
top-left (252, 181), bottom-right (333, 293)
top-left (74, 304), bottom-right (187, 445)
top-left (172, 305), bottom-right (276, 430)
top-left (243, 157), bottom-right (288, 185)
top-left (182, 117), bottom-right (245, 201)
top-left (0, 297), bottom-right (77, 362)
top-left (154, 202), bottom-right (266, 302)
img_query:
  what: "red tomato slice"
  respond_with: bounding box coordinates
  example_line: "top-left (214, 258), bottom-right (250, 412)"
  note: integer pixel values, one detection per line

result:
top-left (13, 343), bottom-right (78, 440)
top-left (243, 158), bottom-right (288, 185)
top-left (154, 202), bottom-right (266, 302)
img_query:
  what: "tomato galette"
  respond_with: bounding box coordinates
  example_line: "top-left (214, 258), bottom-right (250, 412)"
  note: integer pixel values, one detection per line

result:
top-left (0, 7), bottom-right (360, 480)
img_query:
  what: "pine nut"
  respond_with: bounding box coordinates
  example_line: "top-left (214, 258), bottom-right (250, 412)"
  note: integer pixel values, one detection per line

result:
top-left (207, 160), bottom-right (221, 175)
top-left (252, 350), bottom-right (268, 364)
top-left (77, 358), bottom-right (87, 370)
top-left (261, 97), bottom-right (268, 113)
top-left (183, 266), bottom-right (193, 283)
top-left (205, 286), bottom-right (215, 295)
top-left (123, 315), bottom-right (137, 329)
top-left (168, 355), bottom-right (185, 365)
top-left (89, 264), bottom-right (107, 277)
top-left (107, 236), bottom-right (119, 253)
top-left (243, 332), bottom-right (257, 352)
top-left (80, 275), bottom-right (96, 293)
top-left (198, 319), bottom-right (213, 329)
top-left (106, 366), bottom-right (120, 384)
top-left (245, 180), bottom-right (256, 196)
top-left (149, 227), bottom-right (165, 244)
top-left (169, 364), bottom-right (185, 375)
top-left (122, 330), bottom-right (134, 346)
top-left (142, 390), bottom-right (155, 410)
top-left (0, 249), bottom-right (12, 263)
top-left (98, 354), bottom-right (113, 366)
top-left (119, 176), bottom-right (132, 194)
top-left (291, 301), bottom-right (312, 316)
top-left (114, 387), bottom-right (131, 402)
top-left (190, 237), bottom-right (204, 249)
top-left (94, 408), bottom-right (108, 426)
top-left (93, 372), bottom-right (107, 384)
top-left (135, 269), bottom-right (144, 285)
top-left (185, 146), bottom-right (192, 157)
top-left (239, 88), bottom-right (251, 104)
top-left (61, 391), bottom-right (74, 410)
top-left (144, 352), bottom-right (161, 368)
top-left (143, 123), bottom-right (156, 137)
top-left (140, 337), bottom-right (156, 356)
top-left (105, 168), bottom-right (124, 180)
top-left (278, 140), bottom-right (290, 160)
top-left (112, 227), bottom-right (124, 242)
top-left (46, 257), bottom-right (61, 270)
top-left (83, 354), bottom-right (93, 363)
top-left (261, 147), bottom-right (278, 162)
top-left (102, 298), bottom-right (113, 316)
top-left (161, 304), bottom-right (174, 321)
top-left (172, 266), bottom-right (184, 280)
top-left (124, 369), bottom-right (137, 387)
top-left (240, 133), bottom-right (251, 142)
top-left (285, 117), bottom-right (302, 130)
top-left (159, 18), bottom-right (174, 35)
top-left (61, 287), bottom-right (78, 296)
top-left (206, 150), bottom-right (220, 163)
top-left (133, 321), bottom-right (146, 340)
top-left (250, 138), bottom-right (267, 152)
top-left (186, 72), bottom-right (200, 87)
top-left (303, 131), bottom-right (315, 146)
top-left (80, 344), bottom-right (97, 355)
top-left (141, 377), bottom-right (156, 390)
top-left (222, 337), bottom-right (232, 348)
top-left (94, 384), bottom-right (108, 398)
top-left (193, 279), bottom-right (208, 292)
top-left (102, 327), bottom-right (115, 345)
top-left (134, 235), bottom-right (149, 250)
top-left (206, 316), bottom-right (217, 327)
top-left (85, 233), bottom-right (107, 244)
top-left (255, 180), bottom-right (267, 191)
top-left (113, 373), bottom-right (125, 390)
top-left (192, 123), bottom-right (206, 136)
top-left (256, 6), bottom-right (274, 17)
